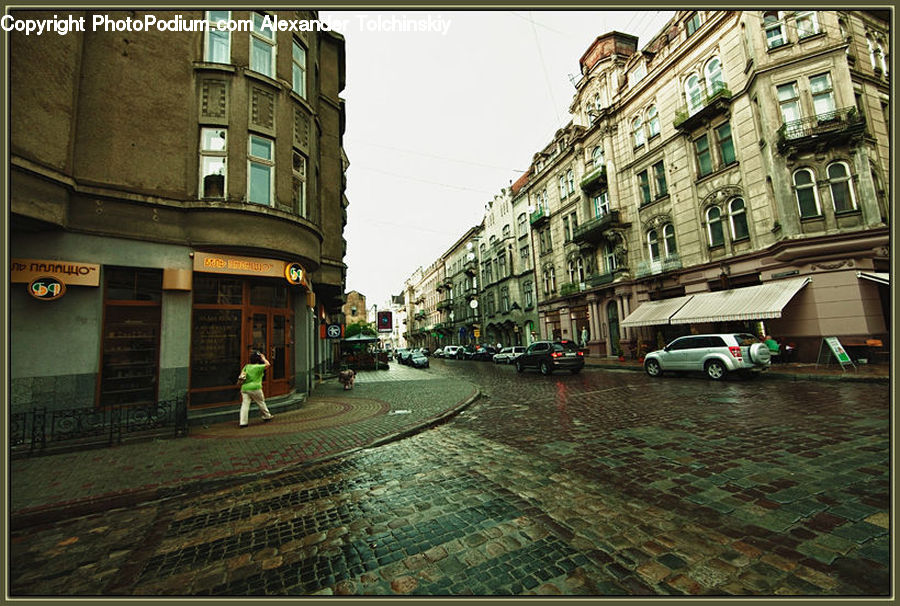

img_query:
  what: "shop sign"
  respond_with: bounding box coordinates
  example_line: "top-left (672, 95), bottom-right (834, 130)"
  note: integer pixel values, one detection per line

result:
top-left (194, 252), bottom-right (285, 279)
top-left (285, 262), bottom-right (310, 287)
top-left (29, 276), bottom-right (66, 301)
top-left (11, 258), bottom-right (100, 286)
top-left (325, 324), bottom-right (343, 339)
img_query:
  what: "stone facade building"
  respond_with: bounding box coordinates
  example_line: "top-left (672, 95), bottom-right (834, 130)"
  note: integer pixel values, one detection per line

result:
top-left (528, 10), bottom-right (890, 361)
top-left (9, 9), bottom-right (348, 419)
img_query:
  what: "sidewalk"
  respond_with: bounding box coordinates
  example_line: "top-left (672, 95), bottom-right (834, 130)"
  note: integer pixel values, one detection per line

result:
top-left (583, 355), bottom-right (891, 382)
top-left (9, 366), bottom-right (479, 528)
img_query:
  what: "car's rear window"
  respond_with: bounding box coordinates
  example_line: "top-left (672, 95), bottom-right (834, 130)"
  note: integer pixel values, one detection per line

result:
top-left (552, 342), bottom-right (579, 352)
top-left (734, 334), bottom-right (759, 346)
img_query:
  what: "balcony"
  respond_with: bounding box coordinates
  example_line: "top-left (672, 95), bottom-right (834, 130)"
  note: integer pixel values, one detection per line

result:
top-left (572, 210), bottom-right (622, 246)
top-left (530, 206), bottom-right (549, 226)
top-left (559, 281), bottom-right (586, 296)
top-left (579, 164), bottom-right (607, 193)
top-left (436, 300), bottom-right (452, 311)
top-left (776, 107), bottom-right (866, 154)
top-left (464, 259), bottom-right (477, 276)
top-left (635, 254), bottom-right (683, 278)
top-left (673, 86), bottom-right (732, 133)
top-left (586, 271), bottom-right (616, 288)
top-left (414, 310), bottom-right (426, 320)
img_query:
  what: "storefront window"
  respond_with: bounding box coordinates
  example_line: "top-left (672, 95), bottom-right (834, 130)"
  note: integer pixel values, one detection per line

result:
top-left (190, 308), bottom-right (243, 407)
top-left (99, 267), bottom-right (162, 406)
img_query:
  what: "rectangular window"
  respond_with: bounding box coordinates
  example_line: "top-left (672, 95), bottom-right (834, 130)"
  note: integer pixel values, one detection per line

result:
top-left (686, 13), bottom-right (701, 36)
top-left (292, 150), bottom-right (307, 217)
top-left (637, 170), bottom-right (651, 204)
top-left (563, 217), bottom-right (571, 242)
top-left (695, 134), bottom-right (712, 177)
top-left (524, 281), bottom-right (533, 308)
top-left (653, 161), bottom-right (668, 198)
top-left (796, 11), bottom-right (819, 38)
top-left (204, 10), bottom-right (230, 63)
top-left (248, 135), bottom-right (274, 206)
top-left (810, 73), bottom-right (836, 119)
top-left (250, 12), bottom-right (276, 78)
top-left (520, 245), bottom-right (531, 271)
top-left (716, 123), bottom-right (736, 166)
top-left (593, 191), bottom-right (610, 217)
top-left (777, 81), bottom-right (801, 123)
top-left (604, 243), bottom-right (618, 273)
top-left (200, 128), bottom-right (227, 199)
top-left (292, 40), bottom-right (307, 98)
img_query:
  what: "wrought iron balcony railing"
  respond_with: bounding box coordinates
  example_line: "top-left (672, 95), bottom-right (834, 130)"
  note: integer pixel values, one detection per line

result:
top-left (572, 210), bottom-right (621, 246)
top-left (635, 254), bottom-right (683, 277)
top-left (530, 206), bottom-right (549, 226)
top-left (776, 107), bottom-right (866, 153)
top-left (673, 85), bottom-right (732, 132)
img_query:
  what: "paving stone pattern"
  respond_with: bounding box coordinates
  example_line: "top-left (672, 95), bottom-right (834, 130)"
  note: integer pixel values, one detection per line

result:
top-left (8, 360), bottom-right (890, 596)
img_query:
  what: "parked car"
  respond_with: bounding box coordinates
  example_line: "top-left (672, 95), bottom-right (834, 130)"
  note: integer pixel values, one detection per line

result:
top-left (396, 349), bottom-right (413, 365)
top-left (432, 347), bottom-right (444, 358)
top-left (493, 346), bottom-right (526, 364)
top-left (442, 345), bottom-right (462, 359)
top-left (470, 345), bottom-right (498, 361)
top-left (418, 347), bottom-right (430, 357)
top-left (409, 351), bottom-right (430, 368)
top-left (516, 340), bottom-right (585, 375)
top-left (643, 333), bottom-right (771, 380)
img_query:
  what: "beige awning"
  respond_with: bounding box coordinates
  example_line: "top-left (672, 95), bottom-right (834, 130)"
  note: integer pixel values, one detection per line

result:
top-left (620, 295), bottom-right (694, 328)
top-left (669, 277), bottom-right (811, 325)
top-left (857, 271), bottom-right (890, 286)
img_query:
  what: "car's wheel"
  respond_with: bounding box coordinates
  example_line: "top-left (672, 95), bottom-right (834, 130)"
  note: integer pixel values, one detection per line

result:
top-left (570, 367), bottom-right (582, 374)
top-left (644, 359), bottom-right (662, 377)
top-left (705, 359), bottom-right (728, 380)
top-left (516, 361), bottom-right (524, 373)
top-left (540, 361), bottom-right (552, 375)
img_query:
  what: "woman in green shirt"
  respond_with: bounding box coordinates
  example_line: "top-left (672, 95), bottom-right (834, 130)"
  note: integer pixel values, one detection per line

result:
top-left (238, 351), bottom-right (274, 427)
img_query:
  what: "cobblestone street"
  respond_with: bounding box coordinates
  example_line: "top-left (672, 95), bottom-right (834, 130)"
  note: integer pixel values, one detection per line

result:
top-left (8, 361), bottom-right (891, 596)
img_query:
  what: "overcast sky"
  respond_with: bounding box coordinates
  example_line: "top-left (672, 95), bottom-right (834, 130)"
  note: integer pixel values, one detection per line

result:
top-left (320, 10), bottom-right (675, 309)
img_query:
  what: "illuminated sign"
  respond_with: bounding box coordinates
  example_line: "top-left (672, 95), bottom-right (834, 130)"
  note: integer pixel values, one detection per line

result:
top-left (285, 262), bottom-right (308, 286)
top-left (194, 253), bottom-right (307, 287)
top-left (11, 258), bottom-right (100, 286)
top-left (29, 276), bottom-right (66, 301)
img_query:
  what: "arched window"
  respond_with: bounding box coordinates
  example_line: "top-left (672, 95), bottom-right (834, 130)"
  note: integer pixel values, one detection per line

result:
top-left (827, 162), bottom-right (857, 212)
top-left (647, 105), bottom-right (660, 138)
top-left (705, 57), bottom-right (724, 95)
top-left (517, 213), bottom-right (527, 236)
top-left (647, 229), bottom-right (660, 261)
top-left (603, 242), bottom-right (618, 273)
top-left (763, 11), bottom-right (786, 49)
top-left (558, 174), bottom-right (567, 198)
top-left (685, 74), bottom-right (703, 114)
top-left (706, 207), bottom-right (724, 246)
top-left (663, 224), bottom-right (677, 257)
top-left (793, 168), bottom-right (820, 218)
top-left (592, 146), bottom-right (605, 168)
top-left (729, 198), bottom-right (749, 241)
top-left (566, 169), bottom-right (575, 194)
top-left (632, 115), bottom-right (645, 147)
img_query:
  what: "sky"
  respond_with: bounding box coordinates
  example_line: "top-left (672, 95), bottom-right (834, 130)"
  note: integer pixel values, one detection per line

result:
top-left (320, 10), bottom-right (676, 309)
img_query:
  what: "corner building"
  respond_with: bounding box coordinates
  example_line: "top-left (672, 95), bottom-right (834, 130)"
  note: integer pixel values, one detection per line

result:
top-left (529, 10), bottom-right (890, 361)
top-left (9, 10), bottom-right (348, 418)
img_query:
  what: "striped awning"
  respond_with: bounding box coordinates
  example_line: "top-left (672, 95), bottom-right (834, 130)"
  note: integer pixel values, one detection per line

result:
top-left (668, 277), bottom-right (811, 325)
top-left (620, 295), bottom-right (694, 328)
top-left (857, 271), bottom-right (890, 286)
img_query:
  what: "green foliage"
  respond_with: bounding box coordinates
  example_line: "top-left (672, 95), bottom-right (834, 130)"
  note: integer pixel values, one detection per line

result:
top-left (345, 320), bottom-right (376, 337)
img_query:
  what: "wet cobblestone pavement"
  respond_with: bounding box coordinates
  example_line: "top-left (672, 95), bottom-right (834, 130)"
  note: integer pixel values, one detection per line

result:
top-left (8, 361), bottom-right (891, 596)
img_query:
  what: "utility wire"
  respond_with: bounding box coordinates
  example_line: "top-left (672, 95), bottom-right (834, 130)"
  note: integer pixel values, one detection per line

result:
top-left (350, 141), bottom-right (526, 173)
top-left (349, 166), bottom-right (499, 195)
top-left (529, 10), bottom-right (561, 125)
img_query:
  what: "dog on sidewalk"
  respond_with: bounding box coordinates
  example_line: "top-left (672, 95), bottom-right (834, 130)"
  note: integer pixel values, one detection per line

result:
top-left (339, 369), bottom-right (356, 390)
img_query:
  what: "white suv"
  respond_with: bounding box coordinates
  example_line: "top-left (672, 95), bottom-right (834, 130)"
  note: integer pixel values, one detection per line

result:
top-left (644, 333), bottom-right (771, 380)
top-left (442, 345), bottom-right (462, 359)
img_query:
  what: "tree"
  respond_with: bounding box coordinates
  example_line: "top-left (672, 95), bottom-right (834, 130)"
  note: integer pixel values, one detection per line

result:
top-left (345, 320), bottom-right (376, 338)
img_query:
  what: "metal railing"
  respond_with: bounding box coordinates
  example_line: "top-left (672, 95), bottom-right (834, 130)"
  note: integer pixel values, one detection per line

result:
top-left (10, 397), bottom-right (188, 457)
top-left (777, 107), bottom-right (865, 148)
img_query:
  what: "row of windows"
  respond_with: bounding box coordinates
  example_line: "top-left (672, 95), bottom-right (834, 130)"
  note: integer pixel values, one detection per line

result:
top-left (763, 10), bottom-right (821, 50)
top-left (793, 162), bottom-right (858, 218)
top-left (199, 127), bottom-right (307, 214)
top-left (204, 10), bottom-right (307, 100)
